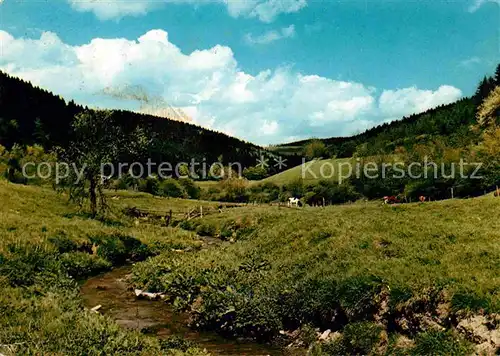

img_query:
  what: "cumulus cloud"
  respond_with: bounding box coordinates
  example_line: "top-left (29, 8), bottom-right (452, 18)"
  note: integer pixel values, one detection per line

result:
top-left (0, 30), bottom-right (463, 145)
top-left (67, 0), bottom-right (307, 22)
top-left (245, 25), bottom-right (295, 44)
top-left (378, 86), bottom-right (462, 118)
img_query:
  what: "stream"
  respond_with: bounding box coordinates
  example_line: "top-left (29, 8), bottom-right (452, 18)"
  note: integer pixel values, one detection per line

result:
top-left (80, 266), bottom-right (282, 355)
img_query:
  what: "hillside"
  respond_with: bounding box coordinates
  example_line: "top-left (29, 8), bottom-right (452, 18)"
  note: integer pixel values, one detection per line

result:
top-left (258, 157), bottom-right (354, 185)
top-left (271, 97), bottom-right (478, 159)
top-left (2, 178), bottom-right (499, 354)
top-left (0, 71), bottom-right (300, 173)
top-left (271, 67), bottom-right (499, 159)
top-left (133, 191), bottom-right (500, 354)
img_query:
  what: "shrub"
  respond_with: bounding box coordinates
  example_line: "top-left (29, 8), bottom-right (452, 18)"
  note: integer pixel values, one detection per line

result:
top-left (178, 178), bottom-right (201, 199)
top-left (342, 321), bottom-right (383, 355)
top-left (195, 223), bottom-right (217, 237)
top-left (242, 166), bottom-right (268, 180)
top-left (299, 323), bottom-right (318, 346)
top-left (0, 246), bottom-right (62, 287)
top-left (145, 176), bottom-right (161, 195)
top-left (284, 178), bottom-right (305, 198)
top-left (48, 233), bottom-right (79, 253)
top-left (220, 178), bottom-right (249, 202)
top-left (304, 139), bottom-right (327, 160)
top-left (160, 178), bottom-right (187, 198)
top-left (160, 336), bottom-right (195, 352)
top-left (111, 178), bottom-right (129, 191)
top-left (90, 234), bottom-right (151, 265)
top-left (322, 336), bottom-right (348, 355)
top-left (60, 252), bottom-right (111, 279)
top-left (411, 330), bottom-right (472, 355)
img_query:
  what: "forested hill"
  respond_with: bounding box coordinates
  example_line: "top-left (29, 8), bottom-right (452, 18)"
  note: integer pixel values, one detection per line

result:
top-left (275, 65), bottom-right (499, 159)
top-left (0, 71), bottom-right (289, 170)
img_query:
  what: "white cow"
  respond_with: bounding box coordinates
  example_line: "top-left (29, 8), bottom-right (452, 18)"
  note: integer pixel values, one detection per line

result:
top-left (288, 197), bottom-right (300, 207)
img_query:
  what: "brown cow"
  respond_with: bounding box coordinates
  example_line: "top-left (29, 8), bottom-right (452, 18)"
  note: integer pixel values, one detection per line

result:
top-left (419, 196), bottom-right (426, 203)
top-left (383, 196), bottom-right (400, 204)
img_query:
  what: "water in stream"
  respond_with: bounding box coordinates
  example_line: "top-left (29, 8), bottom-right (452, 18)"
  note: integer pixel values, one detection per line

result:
top-left (80, 266), bottom-right (282, 355)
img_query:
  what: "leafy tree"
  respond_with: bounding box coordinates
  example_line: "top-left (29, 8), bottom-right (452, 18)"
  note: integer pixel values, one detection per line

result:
top-left (477, 86), bottom-right (500, 126)
top-left (304, 139), bottom-right (327, 160)
top-left (178, 178), bottom-right (201, 199)
top-left (220, 178), bottom-right (249, 202)
top-left (477, 127), bottom-right (500, 190)
top-left (242, 165), bottom-right (268, 180)
top-left (60, 110), bottom-right (146, 218)
top-left (160, 178), bottom-right (187, 198)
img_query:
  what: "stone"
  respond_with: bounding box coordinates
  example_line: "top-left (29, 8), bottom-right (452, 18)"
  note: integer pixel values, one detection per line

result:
top-left (319, 329), bottom-right (331, 341)
top-left (457, 314), bottom-right (500, 354)
top-left (90, 305), bottom-right (102, 313)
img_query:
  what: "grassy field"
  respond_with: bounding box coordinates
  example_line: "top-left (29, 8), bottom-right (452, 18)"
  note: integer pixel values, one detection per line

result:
top-left (257, 157), bottom-right (354, 185)
top-left (2, 179), bottom-right (499, 355)
top-left (0, 180), bottom-right (209, 355)
top-left (131, 193), bottom-right (500, 354)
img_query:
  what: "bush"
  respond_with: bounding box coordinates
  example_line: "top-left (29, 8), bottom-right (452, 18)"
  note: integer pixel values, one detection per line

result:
top-left (90, 234), bottom-right (151, 265)
top-left (411, 330), bottom-right (472, 355)
top-left (284, 178), bottom-right (305, 198)
top-left (160, 178), bottom-right (187, 198)
top-left (242, 166), bottom-right (268, 180)
top-left (248, 182), bottom-right (280, 203)
top-left (0, 246), bottom-right (62, 287)
top-left (178, 178), bottom-right (201, 199)
top-left (145, 176), bottom-right (161, 195)
top-left (48, 233), bottom-right (79, 253)
top-left (111, 178), bottom-right (129, 191)
top-left (304, 139), bottom-right (327, 160)
top-left (342, 322), bottom-right (383, 354)
top-left (160, 336), bottom-right (195, 352)
top-left (195, 223), bottom-right (217, 237)
top-left (220, 178), bottom-right (249, 202)
top-left (60, 252), bottom-right (111, 279)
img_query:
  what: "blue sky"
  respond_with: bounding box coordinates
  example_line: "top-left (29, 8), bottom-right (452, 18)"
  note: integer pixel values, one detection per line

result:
top-left (1, 0), bottom-right (499, 144)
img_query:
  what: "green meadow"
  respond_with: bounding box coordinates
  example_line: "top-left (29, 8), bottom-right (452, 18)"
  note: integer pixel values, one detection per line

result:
top-left (1, 178), bottom-right (499, 355)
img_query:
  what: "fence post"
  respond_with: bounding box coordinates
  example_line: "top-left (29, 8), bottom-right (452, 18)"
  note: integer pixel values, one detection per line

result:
top-left (166, 209), bottom-right (172, 226)
top-left (200, 206), bottom-right (203, 218)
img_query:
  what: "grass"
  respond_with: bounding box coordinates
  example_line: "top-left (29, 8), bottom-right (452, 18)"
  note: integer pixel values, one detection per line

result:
top-left (2, 179), bottom-right (499, 354)
top-left (0, 180), bottom-right (209, 355)
top-left (256, 155), bottom-right (399, 186)
top-left (257, 157), bottom-right (354, 185)
top-left (131, 194), bottom-right (500, 353)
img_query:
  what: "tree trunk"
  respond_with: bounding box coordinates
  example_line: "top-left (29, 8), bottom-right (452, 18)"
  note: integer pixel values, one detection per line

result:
top-left (89, 177), bottom-right (97, 218)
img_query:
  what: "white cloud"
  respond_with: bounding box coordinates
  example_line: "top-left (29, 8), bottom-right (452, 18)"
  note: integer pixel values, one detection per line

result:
top-left (67, 0), bottom-right (307, 22)
top-left (245, 25), bottom-right (295, 45)
top-left (468, 0), bottom-right (500, 12)
top-left (67, 0), bottom-right (154, 19)
top-left (0, 30), bottom-right (463, 145)
top-left (378, 85), bottom-right (462, 118)
top-left (262, 120), bottom-right (279, 135)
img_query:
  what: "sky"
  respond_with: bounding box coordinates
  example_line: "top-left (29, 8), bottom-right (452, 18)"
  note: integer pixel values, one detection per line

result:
top-left (0, 0), bottom-right (499, 145)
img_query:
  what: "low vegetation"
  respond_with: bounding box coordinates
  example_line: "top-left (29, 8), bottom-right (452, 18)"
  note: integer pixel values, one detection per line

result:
top-left (0, 180), bottom-right (208, 355)
top-left (131, 194), bottom-right (500, 354)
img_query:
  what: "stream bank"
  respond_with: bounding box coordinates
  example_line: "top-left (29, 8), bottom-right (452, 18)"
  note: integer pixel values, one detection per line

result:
top-left (81, 266), bottom-right (282, 355)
